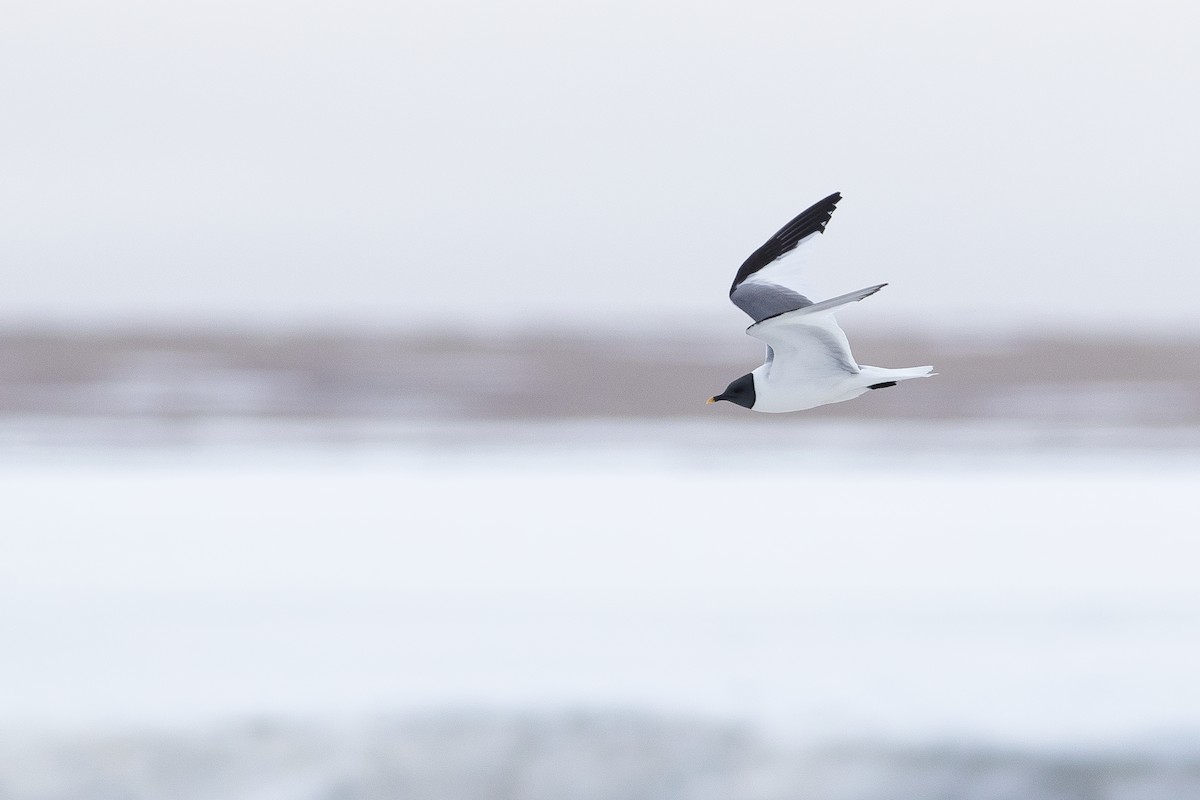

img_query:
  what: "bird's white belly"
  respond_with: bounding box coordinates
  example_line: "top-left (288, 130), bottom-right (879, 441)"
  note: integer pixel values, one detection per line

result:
top-left (753, 372), bottom-right (870, 413)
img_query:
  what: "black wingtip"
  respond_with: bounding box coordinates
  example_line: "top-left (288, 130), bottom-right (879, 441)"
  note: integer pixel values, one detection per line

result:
top-left (811, 192), bottom-right (842, 226)
top-left (729, 192), bottom-right (846, 294)
top-left (778, 192), bottom-right (842, 238)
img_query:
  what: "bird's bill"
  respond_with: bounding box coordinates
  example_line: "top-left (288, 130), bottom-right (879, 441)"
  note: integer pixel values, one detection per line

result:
top-left (706, 396), bottom-right (718, 405)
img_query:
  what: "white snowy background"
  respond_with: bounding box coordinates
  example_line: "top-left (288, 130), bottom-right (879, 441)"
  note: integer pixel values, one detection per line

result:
top-left (3, 1), bottom-right (1200, 797)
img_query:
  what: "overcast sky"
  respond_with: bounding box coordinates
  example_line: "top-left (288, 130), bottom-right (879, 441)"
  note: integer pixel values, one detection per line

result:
top-left (2, 0), bottom-right (1198, 331)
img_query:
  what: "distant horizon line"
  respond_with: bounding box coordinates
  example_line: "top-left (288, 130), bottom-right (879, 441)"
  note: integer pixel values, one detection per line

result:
top-left (0, 309), bottom-right (1195, 340)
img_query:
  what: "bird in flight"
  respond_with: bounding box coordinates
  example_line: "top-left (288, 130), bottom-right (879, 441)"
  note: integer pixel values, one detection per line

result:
top-left (707, 193), bottom-right (934, 412)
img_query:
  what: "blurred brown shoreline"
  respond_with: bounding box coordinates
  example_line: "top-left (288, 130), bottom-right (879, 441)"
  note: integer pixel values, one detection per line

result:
top-left (1, 326), bottom-right (1198, 427)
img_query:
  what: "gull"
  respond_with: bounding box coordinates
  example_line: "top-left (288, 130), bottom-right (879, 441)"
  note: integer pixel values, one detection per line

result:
top-left (707, 192), bottom-right (934, 412)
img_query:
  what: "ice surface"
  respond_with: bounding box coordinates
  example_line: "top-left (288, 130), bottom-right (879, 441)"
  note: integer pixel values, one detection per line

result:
top-left (7, 712), bottom-right (1200, 800)
top-left (2, 432), bottom-right (1199, 752)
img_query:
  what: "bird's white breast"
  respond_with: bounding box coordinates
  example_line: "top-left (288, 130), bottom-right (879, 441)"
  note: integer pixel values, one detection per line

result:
top-left (750, 366), bottom-right (871, 413)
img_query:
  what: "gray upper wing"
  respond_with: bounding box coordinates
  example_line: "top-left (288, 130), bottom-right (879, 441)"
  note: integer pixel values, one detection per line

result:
top-left (730, 282), bottom-right (813, 324)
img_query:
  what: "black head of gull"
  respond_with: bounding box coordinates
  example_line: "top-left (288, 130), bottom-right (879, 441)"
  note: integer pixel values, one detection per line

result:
top-left (707, 372), bottom-right (756, 409)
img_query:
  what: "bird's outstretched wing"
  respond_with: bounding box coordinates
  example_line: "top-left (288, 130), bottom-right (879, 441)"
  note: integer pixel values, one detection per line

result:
top-left (748, 307), bottom-right (861, 379)
top-left (729, 192), bottom-right (841, 323)
top-left (746, 285), bottom-right (887, 378)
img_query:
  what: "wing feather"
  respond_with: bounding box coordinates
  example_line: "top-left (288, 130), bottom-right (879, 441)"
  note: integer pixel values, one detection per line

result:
top-left (748, 315), bottom-right (860, 378)
top-left (728, 192), bottom-right (842, 323)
